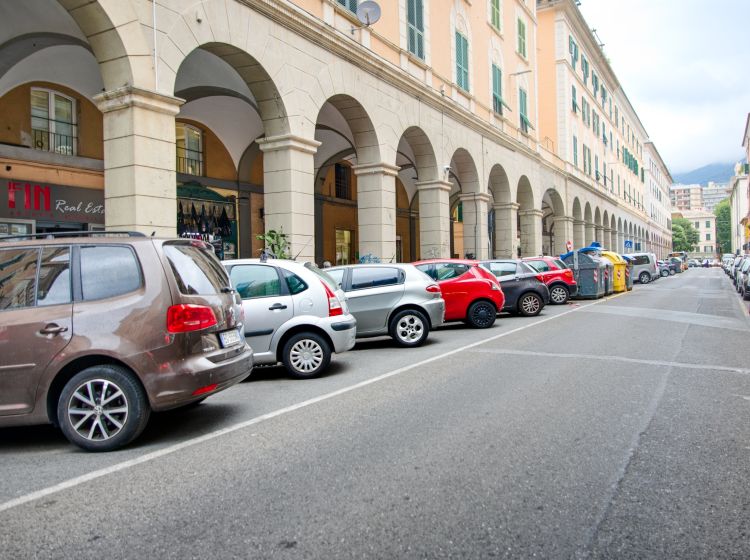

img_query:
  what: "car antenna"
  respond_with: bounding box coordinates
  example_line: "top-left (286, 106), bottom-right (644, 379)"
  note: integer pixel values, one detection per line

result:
top-left (292, 235), bottom-right (313, 261)
top-left (151, 231), bottom-right (156, 237)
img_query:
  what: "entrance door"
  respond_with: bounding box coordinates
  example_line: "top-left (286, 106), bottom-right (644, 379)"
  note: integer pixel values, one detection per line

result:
top-left (36, 221), bottom-right (85, 234)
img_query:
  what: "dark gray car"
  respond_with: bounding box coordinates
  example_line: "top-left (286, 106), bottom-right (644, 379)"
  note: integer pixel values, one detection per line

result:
top-left (326, 264), bottom-right (445, 347)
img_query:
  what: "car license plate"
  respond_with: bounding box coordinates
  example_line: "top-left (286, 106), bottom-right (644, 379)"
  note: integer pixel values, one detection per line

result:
top-left (219, 328), bottom-right (242, 348)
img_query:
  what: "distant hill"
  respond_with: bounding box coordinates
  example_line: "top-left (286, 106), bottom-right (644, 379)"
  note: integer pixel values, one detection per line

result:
top-left (672, 162), bottom-right (739, 186)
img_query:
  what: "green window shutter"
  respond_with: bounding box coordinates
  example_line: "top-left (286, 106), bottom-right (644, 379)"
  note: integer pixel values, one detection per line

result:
top-left (407, 0), bottom-right (424, 59)
top-left (517, 19), bottom-right (526, 57)
top-left (455, 32), bottom-right (469, 91)
top-left (571, 85), bottom-right (578, 113)
top-left (573, 135), bottom-right (578, 167)
top-left (491, 0), bottom-right (501, 29)
top-left (492, 64), bottom-right (503, 114)
top-left (338, 0), bottom-right (358, 12)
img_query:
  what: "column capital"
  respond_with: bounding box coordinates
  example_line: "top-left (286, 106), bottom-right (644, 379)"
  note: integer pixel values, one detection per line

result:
top-left (553, 216), bottom-right (575, 224)
top-left (574, 219), bottom-right (586, 226)
top-left (257, 134), bottom-right (321, 155)
top-left (415, 179), bottom-right (453, 193)
top-left (94, 86), bottom-right (184, 116)
top-left (352, 162), bottom-right (400, 177)
top-left (459, 192), bottom-right (492, 204)
top-left (519, 208), bottom-right (544, 217)
top-left (493, 202), bottom-right (520, 211)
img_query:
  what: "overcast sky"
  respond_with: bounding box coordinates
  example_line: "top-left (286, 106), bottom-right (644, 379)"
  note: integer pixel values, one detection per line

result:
top-left (578, 0), bottom-right (750, 174)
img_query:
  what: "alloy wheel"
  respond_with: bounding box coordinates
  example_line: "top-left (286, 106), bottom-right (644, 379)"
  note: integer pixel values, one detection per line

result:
top-left (549, 286), bottom-right (568, 304)
top-left (67, 379), bottom-right (129, 442)
top-left (395, 314), bottom-right (425, 344)
top-left (520, 294), bottom-right (541, 316)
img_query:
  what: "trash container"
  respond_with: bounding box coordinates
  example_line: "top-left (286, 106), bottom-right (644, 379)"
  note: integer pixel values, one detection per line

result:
top-left (600, 250), bottom-right (627, 293)
top-left (621, 255), bottom-right (634, 291)
top-left (560, 248), bottom-right (606, 299)
top-left (579, 244), bottom-right (614, 295)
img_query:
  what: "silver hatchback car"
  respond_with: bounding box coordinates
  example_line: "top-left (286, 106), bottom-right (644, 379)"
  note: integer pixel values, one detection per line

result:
top-left (223, 259), bottom-right (356, 378)
top-left (325, 264), bottom-right (445, 347)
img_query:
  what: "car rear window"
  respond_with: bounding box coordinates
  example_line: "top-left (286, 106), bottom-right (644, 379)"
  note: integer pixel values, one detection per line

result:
top-left (304, 262), bottom-right (338, 292)
top-left (554, 259), bottom-right (567, 270)
top-left (350, 267), bottom-right (402, 290)
top-left (81, 246), bottom-right (141, 301)
top-left (434, 263), bottom-right (470, 280)
top-left (283, 269), bottom-right (308, 295)
top-left (525, 260), bottom-right (549, 272)
top-left (0, 248), bottom-right (39, 310)
top-left (488, 262), bottom-right (517, 277)
top-left (164, 242), bottom-right (229, 295)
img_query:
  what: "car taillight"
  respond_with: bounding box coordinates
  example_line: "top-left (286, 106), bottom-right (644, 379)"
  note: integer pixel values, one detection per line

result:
top-left (426, 284), bottom-right (441, 294)
top-left (321, 281), bottom-right (343, 317)
top-left (565, 270), bottom-right (574, 281)
top-left (167, 304), bottom-right (218, 333)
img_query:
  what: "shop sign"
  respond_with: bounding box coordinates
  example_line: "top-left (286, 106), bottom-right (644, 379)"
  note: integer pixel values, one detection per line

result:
top-left (3, 180), bottom-right (104, 223)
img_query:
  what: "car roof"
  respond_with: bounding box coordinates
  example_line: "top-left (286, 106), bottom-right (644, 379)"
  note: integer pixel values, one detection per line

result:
top-left (327, 263), bottom-right (414, 269)
top-left (412, 258), bottom-right (479, 265)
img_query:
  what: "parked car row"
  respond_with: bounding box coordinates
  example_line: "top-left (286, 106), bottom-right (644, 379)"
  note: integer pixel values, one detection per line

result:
top-left (725, 254), bottom-right (750, 299)
top-left (11, 231), bottom-right (673, 453)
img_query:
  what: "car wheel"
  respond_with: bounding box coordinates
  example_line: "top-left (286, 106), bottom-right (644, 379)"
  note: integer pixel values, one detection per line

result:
top-left (57, 365), bottom-right (150, 452)
top-left (466, 300), bottom-right (497, 329)
top-left (669, 269), bottom-right (676, 276)
top-left (660, 269), bottom-right (669, 278)
top-left (282, 332), bottom-right (331, 379)
top-left (744, 288), bottom-right (750, 301)
top-left (518, 293), bottom-right (543, 317)
top-left (389, 309), bottom-right (430, 347)
top-left (549, 284), bottom-right (570, 305)
top-left (638, 272), bottom-right (651, 284)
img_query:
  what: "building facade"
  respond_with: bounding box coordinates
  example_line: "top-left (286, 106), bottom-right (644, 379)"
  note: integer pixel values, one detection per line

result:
top-left (728, 164), bottom-right (749, 254)
top-left (676, 209), bottom-right (716, 258)
top-left (669, 184), bottom-right (703, 212)
top-left (0, 0), bottom-right (670, 262)
top-left (702, 181), bottom-right (729, 213)
top-left (644, 142), bottom-right (672, 258)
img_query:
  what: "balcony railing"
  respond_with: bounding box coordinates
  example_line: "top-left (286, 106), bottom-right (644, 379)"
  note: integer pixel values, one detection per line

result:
top-left (176, 148), bottom-right (203, 176)
top-left (31, 122), bottom-right (77, 156)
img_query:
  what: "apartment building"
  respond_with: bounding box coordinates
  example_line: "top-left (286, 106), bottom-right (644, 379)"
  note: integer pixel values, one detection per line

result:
top-left (677, 209), bottom-right (716, 258)
top-left (702, 181), bottom-right (729, 213)
top-left (670, 184), bottom-right (703, 211)
top-left (644, 142), bottom-right (673, 258)
top-left (0, 0), bottom-right (670, 261)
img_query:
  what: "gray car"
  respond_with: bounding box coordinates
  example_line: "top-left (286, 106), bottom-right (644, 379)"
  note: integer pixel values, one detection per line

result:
top-left (629, 252), bottom-right (659, 284)
top-left (326, 264), bottom-right (445, 347)
top-left (223, 259), bottom-right (356, 379)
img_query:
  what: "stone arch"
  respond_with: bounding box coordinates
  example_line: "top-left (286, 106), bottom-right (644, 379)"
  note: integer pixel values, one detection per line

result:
top-left (487, 164), bottom-right (512, 257)
top-left (542, 188), bottom-right (566, 255)
top-left (448, 148), bottom-right (484, 258)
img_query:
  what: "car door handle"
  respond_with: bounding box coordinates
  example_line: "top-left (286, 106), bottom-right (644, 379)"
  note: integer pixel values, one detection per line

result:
top-left (40, 324), bottom-right (68, 335)
top-left (268, 303), bottom-right (288, 311)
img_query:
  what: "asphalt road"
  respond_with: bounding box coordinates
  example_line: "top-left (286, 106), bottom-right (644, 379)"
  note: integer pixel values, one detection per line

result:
top-left (1, 268), bottom-right (748, 559)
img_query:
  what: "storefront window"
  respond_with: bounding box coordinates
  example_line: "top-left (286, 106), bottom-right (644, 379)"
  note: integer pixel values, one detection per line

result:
top-left (335, 229), bottom-right (352, 265)
top-left (30, 88), bottom-right (76, 156)
top-left (176, 123), bottom-right (204, 176)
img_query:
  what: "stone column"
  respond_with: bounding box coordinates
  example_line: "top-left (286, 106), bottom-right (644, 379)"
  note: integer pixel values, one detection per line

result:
top-left (553, 216), bottom-right (574, 255)
top-left (353, 162), bottom-right (399, 262)
top-left (460, 192), bottom-right (491, 259)
top-left (493, 202), bottom-right (519, 258)
top-left (573, 219), bottom-right (585, 249)
top-left (603, 228), bottom-right (614, 250)
top-left (257, 134), bottom-right (320, 262)
top-left (618, 231), bottom-right (625, 254)
top-left (585, 222), bottom-right (595, 246)
top-left (595, 225), bottom-right (605, 246)
top-left (519, 208), bottom-right (543, 257)
top-left (94, 87), bottom-right (183, 236)
top-left (416, 180), bottom-right (452, 258)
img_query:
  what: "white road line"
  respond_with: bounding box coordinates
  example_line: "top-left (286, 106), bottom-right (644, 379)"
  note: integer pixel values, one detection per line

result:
top-left (0, 293), bottom-right (626, 514)
top-left (469, 348), bottom-right (750, 376)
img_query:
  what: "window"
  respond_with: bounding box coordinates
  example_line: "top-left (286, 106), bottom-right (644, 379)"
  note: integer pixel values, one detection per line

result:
top-left (455, 31), bottom-right (470, 91)
top-left (488, 261), bottom-right (517, 277)
top-left (572, 135), bottom-right (578, 167)
top-left (337, 0), bottom-right (357, 11)
top-left (230, 265), bottom-right (281, 299)
top-left (519, 88), bottom-right (531, 133)
top-left (694, 221), bottom-right (699, 229)
top-left (434, 262), bottom-right (470, 281)
top-left (581, 55), bottom-right (589, 85)
top-left (334, 163), bottom-right (351, 200)
top-left (351, 267), bottom-right (402, 290)
top-left (81, 246), bottom-right (142, 300)
top-left (592, 72), bottom-right (599, 94)
top-left (571, 85), bottom-right (578, 113)
top-left (706, 233), bottom-right (711, 241)
top-left (705, 220), bottom-right (711, 228)
top-left (164, 242), bottom-right (229, 295)
top-left (490, 0), bottom-right (501, 30)
top-left (31, 88), bottom-right (77, 156)
top-left (517, 18), bottom-right (526, 58)
top-left (335, 229), bottom-right (353, 265)
top-left (0, 248), bottom-right (39, 310)
top-left (282, 269), bottom-right (308, 295)
top-left (595, 155), bottom-right (599, 181)
top-left (525, 259), bottom-right (550, 272)
top-left (176, 122), bottom-right (203, 176)
top-left (491, 64), bottom-right (508, 115)
top-left (37, 247), bottom-right (71, 306)
top-left (407, 0), bottom-right (424, 59)
top-left (569, 35), bottom-right (579, 69)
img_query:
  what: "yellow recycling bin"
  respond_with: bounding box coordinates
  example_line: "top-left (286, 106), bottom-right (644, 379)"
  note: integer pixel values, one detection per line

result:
top-left (600, 251), bottom-right (627, 293)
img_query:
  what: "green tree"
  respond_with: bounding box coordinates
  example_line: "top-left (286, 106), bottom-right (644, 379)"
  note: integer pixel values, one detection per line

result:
top-left (672, 218), bottom-right (699, 252)
top-left (714, 198), bottom-right (731, 254)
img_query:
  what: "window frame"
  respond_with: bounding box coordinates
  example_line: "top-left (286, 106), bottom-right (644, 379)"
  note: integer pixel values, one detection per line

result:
top-left (175, 122), bottom-right (204, 176)
top-left (30, 87), bottom-right (78, 157)
top-left (517, 17), bottom-right (527, 58)
top-left (490, 0), bottom-right (502, 31)
top-left (406, 0), bottom-right (425, 60)
top-left (337, 0), bottom-right (358, 12)
top-left (455, 31), bottom-right (470, 92)
top-left (229, 264), bottom-right (285, 300)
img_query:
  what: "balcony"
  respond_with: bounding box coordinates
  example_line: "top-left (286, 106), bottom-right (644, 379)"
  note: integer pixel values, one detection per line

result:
top-left (31, 119), bottom-right (77, 156)
top-left (176, 147), bottom-right (203, 176)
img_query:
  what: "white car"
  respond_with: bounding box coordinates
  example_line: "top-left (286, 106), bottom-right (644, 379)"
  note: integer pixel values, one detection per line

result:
top-left (223, 259), bottom-right (356, 378)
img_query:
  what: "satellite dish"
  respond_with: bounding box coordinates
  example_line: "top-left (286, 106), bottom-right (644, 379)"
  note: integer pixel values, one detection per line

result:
top-left (356, 1), bottom-right (381, 27)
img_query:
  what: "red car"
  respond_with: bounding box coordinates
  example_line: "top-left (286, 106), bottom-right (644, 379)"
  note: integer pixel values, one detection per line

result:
top-left (522, 256), bottom-right (578, 304)
top-left (413, 259), bottom-right (505, 328)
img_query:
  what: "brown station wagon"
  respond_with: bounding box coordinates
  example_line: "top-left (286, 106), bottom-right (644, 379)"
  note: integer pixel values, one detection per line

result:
top-left (0, 232), bottom-right (253, 451)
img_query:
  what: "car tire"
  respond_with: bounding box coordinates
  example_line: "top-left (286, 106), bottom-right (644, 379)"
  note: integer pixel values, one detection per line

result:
top-left (660, 269), bottom-right (669, 278)
top-left (57, 365), bottom-right (150, 452)
top-left (466, 300), bottom-right (497, 329)
top-left (282, 332), bottom-right (331, 379)
top-left (744, 288), bottom-right (750, 301)
top-left (549, 284), bottom-right (570, 305)
top-left (638, 272), bottom-right (651, 284)
top-left (518, 292), bottom-right (543, 317)
top-left (669, 269), bottom-right (676, 276)
top-left (389, 309), bottom-right (430, 347)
